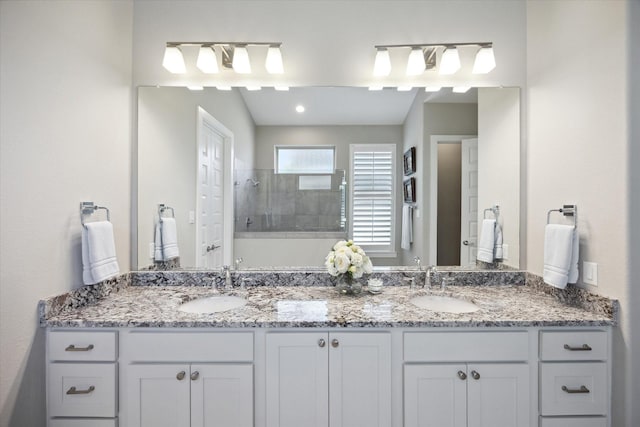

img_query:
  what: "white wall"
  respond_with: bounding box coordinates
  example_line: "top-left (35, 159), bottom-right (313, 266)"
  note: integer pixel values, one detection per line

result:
top-left (132, 0), bottom-right (526, 88)
top-left (0, 1), bottom-right (133, 426)
top-left (137, 87), bottom-right (255, 268)
top-left (478, 88), bottom-right (520, 268)
top-left (526, 1), bottom-right (634, 425)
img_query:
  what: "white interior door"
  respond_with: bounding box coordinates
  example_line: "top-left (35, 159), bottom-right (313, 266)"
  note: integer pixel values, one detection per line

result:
top-left (460, 138), bottom-right (479, 266)
top-left (197, 113), bottom-right (226, 268)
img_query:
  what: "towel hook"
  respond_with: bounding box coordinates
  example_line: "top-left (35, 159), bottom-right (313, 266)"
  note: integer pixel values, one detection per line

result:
top-left (158, 204), bottom-right (175, 220)
top-left (547, 204), bottom-right (577, 227)
top-left (80, 202), bottom-right (110, 227)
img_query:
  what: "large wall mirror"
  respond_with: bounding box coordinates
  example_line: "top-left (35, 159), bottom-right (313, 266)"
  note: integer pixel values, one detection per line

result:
top-left (137, 86), bottom-right (520, 270)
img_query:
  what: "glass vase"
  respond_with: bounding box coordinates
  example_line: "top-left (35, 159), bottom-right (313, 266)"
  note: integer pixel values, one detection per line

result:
top-left (336, 274), bottom-right (362, 295)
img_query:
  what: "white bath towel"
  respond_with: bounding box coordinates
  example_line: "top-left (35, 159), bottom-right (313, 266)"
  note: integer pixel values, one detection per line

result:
top-left (160, 217), bottom-right (180, 260)
top-left (82, 221), bottom-right (120, 285)
top-left (543, 224), bottom-right (579, 289)
top-left (494, 221), bottom-right (504, 260)
top-left (477, 219), bottom-right (496, 263)
top-left (154, 221), bottom-right (164, 261)
top-left (401, 205), bottom-right (413, 250)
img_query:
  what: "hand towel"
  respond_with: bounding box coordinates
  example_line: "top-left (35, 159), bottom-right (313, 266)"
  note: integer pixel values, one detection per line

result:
top-left (494, 221), bottom-right (504, 260)
top-left (154, 221), bottom-right (164, 261)
top-left (82, 221), bottom-right (120, 285)
top-left (401, 205), bottom-right (413, 250)
top-left (543, 224), bottom-right (579, 289)
top-left (160, 217), bottom-right (180, 260)
top-left (477, 219), bottom-right (496, 263)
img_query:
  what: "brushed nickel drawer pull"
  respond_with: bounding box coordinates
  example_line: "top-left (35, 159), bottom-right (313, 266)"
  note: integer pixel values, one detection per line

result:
top-left (457, 371), bottom-right (467, 380)
top-left (331, 339), bottom-right (340, 348)
top-left (563, 344), bottom-right (592, 351)
top-left (66, 386), bottom-right (95, 395)
top-left (176, 371), bottom-right (186, 380)
top-left (318, 338), bottom-right (326, 348)
top-left (65, 344), bottom-right (94, 352)
top-left (191, 371), bottom-right (200, 381)
top-left (562, 385), bottom-right (590, 394)
top-left (471, 370), bottom-right (481, 380)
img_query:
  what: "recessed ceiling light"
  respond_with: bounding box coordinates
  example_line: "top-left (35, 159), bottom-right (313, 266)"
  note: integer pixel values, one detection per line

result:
top-left (295, 105), bottom-right (305, 113)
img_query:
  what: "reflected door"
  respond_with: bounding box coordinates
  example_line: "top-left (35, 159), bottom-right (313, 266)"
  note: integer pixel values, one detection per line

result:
top-left (197, 119), bottom-right (225, 268)
top-left (460, 138), bottom-right (478, 266)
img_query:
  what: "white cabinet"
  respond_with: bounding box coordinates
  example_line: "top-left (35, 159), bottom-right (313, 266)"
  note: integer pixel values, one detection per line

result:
top-left (265, 332), bottom-right (391, 427)
top-left (126, 363), bottom-right (253, 427)
top-left (539, 330), bottom-right (610, 426)
top-left (121, 330), bottom-right (254, 427)
top-left (47, 330), bottom-right (118, 426)
top-left (403, 331), bottom-right (530, 427)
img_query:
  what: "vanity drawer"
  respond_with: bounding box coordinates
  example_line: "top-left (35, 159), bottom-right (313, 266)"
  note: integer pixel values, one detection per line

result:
top-left (48, 363), bottom-right (117, 417)
top-left (123, 331), bottom-right (254, 362)
top-left (50, 419), bottom-right (117, 427)
top-left (540, 362), bottom-right (607, 416)
top-left (48, 331), bottom-right (117, 362)
top-left (540, 417), bottom-right (606, 427)
top-left (540, 330), bottom-right (607, 361)
top-left (404, 331), bottom-right (529, 362)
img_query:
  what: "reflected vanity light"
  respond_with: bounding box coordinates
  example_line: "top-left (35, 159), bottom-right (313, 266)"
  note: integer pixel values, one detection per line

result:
top-left (452, 86), bottom-right (472, 93)
top-left (425, 86), bottom-right (442, 92)
top-left (397, 86), bottom-right (413, 92)
top-left (274, 86), bottom-right (290, 91)
top-left (162, 46), bottom-right (186, 74)
top-left (187, 85), bottom-right (204, 91)
top-left (246, 85), bottom-right (262, 91)
top-left (368, 85), bottom-right (384, 91)
top-left (295, 105), bottom-right (305, 113)
top-left (216, 85), bottom-right (232, 91)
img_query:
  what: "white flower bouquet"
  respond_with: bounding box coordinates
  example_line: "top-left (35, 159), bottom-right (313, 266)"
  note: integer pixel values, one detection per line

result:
top-left (325, 240), bottom-right (373, 279)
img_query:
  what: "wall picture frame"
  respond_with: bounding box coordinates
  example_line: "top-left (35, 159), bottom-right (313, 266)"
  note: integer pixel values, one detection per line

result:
top-left (403, 147), bottom-right (416, 176)
top-left (403, 177), bottom-right (416, 203)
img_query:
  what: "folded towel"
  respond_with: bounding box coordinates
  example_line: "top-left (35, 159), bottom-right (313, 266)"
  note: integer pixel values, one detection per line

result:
top-left (543, 224), bottom-right (579, 289)
top-left (160, 217), bottom-right (180, 260)
top-left (401, 205), bottom-right (413, 250)
top-left (82, 221), bottom-right (120, 285)
top-left (477, 219), bottom-right (496, 263)
top-left (154, 221), bottom-right (164, 261)
top-left (494, 221), bottom-right (504, 260)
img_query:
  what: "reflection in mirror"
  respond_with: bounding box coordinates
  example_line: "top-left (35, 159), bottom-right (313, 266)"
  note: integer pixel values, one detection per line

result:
top-left (137, 86), bottom-right (520, 270)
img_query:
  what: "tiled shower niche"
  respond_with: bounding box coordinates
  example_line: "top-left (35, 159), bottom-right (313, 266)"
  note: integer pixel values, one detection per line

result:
top-left (234, 169), bottom-right (347, 233)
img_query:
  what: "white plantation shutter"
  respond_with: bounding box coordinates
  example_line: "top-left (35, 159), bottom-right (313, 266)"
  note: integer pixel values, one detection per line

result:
top-left (350, 144), bottom-right (396, 253)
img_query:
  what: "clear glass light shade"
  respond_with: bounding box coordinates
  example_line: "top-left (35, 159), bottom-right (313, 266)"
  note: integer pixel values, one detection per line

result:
top-left (232, 46), bottom-right (252, 74)
top-left (196, 46), bottom-right (219, 73)
top-left (472, 47), bottom-right (496, 74)
top-left (162, 46), bottom-right (186, 74)
top-left (265, 46), bottom-right (284, 74)
top-left (373, 49), bottom-right (391, 76)
top-left (406, 48), bottom-right (426, 76)
top-left (439, 48), bottom-right (461, 75)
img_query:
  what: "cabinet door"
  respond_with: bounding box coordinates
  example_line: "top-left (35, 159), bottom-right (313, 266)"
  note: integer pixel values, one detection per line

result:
top-left (191, 364), bottom-right (253, 427)
top-left (126, 364), bottom-right (191, 427)
top-left (404, 364), bottom-right (467, 427)
top-left (329, 332), bottom-right (391, 427)
top-left (265, 333), bottom-right (329, 427)
top-left (466, 363), bottom-right (529, 427)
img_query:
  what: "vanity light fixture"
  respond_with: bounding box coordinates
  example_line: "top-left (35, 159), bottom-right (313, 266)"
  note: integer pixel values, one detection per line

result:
top-left (439, 47), bottom-right (461, 75)
top-left (372, 42), bottom-right (493, 76)
top-left (196, 46), bottom-right (219, 74)
top-left (452, 86), bottom-right (472, 93)
top-left (162, 42), bottom-right (284, 75)
top-left (472, 45), bottom-right (496, 74)
top-left (162, 46), bottom-right (186, 74)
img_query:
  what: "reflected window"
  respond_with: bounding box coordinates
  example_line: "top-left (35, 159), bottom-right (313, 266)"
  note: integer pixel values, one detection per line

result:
top-left (275, 146), bottom-right (335, 174)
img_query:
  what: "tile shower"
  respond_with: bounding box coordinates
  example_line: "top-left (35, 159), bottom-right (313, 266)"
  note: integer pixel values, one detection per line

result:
top-left (234, 169), bottom-right (347, 233)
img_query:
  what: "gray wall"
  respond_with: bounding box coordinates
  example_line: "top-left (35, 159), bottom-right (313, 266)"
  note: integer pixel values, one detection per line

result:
top-left (0, 2), bottom-right (133, 425)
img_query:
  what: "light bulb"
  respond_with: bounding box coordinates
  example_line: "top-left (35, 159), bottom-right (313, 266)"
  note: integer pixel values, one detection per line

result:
top-left (196, 46), bottom-right (219, 74)
top-left (162, 46), bottom-right (186, 74)
top-left (406, 48), bottom-right (426, 76)
top-left (439, 47), bottom-right (461, 75)
top-left (232, 46), bottom-right (251, 74)
top-left (373, 48), bottom-right (391, 76)
top-left (265, 46), bottom-right (284, 74)
top-left (472, 46), bottom-right (496, 74)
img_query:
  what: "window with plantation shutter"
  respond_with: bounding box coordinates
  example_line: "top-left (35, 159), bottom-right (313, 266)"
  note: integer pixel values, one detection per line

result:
top-left (349, 144), bottom-right (396, 255)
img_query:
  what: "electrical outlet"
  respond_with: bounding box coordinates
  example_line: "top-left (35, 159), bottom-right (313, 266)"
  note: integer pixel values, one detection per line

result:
top-left (583, 261), bottom-right (598, 286)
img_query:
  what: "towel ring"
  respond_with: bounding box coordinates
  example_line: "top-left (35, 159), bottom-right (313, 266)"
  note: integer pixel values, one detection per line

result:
top-left (483, 205), bottom-right (499, 220)
top-left (547, 204), bottom-right (577, 227)
top-left (158, 204), bottom-right (175, 220)
top-left (80, 202), bottom-right (110, 227)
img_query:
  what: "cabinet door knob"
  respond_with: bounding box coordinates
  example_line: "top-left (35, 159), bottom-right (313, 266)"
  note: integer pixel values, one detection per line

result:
top-left (318, 338), bottom-right (326, 348)
top-left (331, 339), bottom-right (339, 348)
top-left (176, 371), bottom-right (186, 381)
top-left (563, 344), bottom-right (592, 351)
top-left (191, 371), bottom-right (200, 381)
top-left (457, 371), bottom-right (467, 380)
top-left (471, 370), bottom-right (480, 380)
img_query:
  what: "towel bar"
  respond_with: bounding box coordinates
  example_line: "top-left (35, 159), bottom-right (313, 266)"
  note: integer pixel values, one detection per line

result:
top-left (483, 205), bottom-right (499, 220)
top-left (546, 204), bottom-right (577, 226)
top-left (80, 202), bottom-right (110, 226)
top-left (158, 204), bottom-right (175, 219)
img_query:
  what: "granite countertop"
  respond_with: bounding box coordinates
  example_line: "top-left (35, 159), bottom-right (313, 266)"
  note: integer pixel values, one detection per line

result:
top-left (41, 281), bottom-right (616, 328)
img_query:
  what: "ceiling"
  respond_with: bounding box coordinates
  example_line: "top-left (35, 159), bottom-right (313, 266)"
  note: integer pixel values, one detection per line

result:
top-left (239, 86), bottom-right (478, 126)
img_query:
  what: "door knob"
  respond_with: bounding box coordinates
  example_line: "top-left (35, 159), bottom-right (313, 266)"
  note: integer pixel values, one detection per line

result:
top-left (463, 240), bottom-right (469, 246)
top-left (457, 371), bottom-right (467, 380)
top-left (191, 371), bottom-right (200, 381)
top-left (331, 339), bottom-right (339, 348)
top-left (318, 338), bottom-right (326, 348)
top-left (176, 371), bottom-right (186, 380)
top-left (206, 244), bottom-right (220, 253)
top-left (471, 370), bottom-right (480, 380)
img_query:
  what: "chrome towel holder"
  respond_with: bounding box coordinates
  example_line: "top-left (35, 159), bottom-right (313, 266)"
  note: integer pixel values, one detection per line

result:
top-left (158, 204), bottom-right (175, 220)
top-left (547, 204), bottom-right (577, 226)
top-left (483, 204), bottom-right (499, 220)
top-left (80, 202), bottom-right (110, 227)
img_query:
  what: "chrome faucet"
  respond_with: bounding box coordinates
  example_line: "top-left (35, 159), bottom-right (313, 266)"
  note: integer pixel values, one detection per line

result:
top-left (425, 265), bottom-right (436, 289)
top-left (221, 265), bottom-right (233, 290)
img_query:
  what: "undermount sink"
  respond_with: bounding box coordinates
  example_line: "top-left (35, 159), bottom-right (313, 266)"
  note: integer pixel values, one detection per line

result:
top-left (410, 295), bottom-right (479, 314)
top-left (178, 295), bottom-right (247, 314)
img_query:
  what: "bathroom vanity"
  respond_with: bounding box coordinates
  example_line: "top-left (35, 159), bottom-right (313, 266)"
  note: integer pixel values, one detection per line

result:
top-left (41, 271), bottom-right (616, 427)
